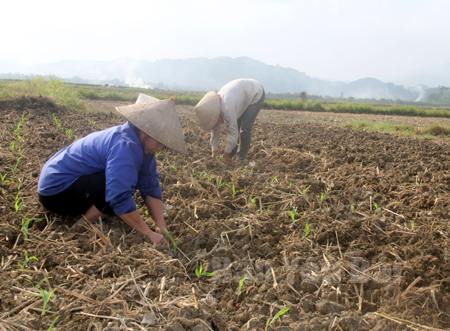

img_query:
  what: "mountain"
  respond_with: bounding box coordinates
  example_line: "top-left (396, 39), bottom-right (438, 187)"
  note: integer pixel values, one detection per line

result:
top-left (381, 62), bottom-right (450, 88)
top-left (0, 56), bottom-right (433, 101)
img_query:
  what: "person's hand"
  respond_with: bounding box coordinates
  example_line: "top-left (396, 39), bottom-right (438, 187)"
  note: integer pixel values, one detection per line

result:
top-left (222, 152), bottom-right (230, 160)
top-left (155, 226), bottom-right (168, 236)
top-left (212, 150), bottom-right (218, 158)
top-left (148, 231), bottom-right (169, 249)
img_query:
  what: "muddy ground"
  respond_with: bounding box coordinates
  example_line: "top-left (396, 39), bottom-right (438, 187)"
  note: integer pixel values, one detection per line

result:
top-left (1, 96), bottom-right (450, 331)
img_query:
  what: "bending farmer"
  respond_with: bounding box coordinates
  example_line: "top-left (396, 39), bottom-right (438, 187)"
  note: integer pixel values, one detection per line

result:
top-left (194, 78), bottom-right (265, 160)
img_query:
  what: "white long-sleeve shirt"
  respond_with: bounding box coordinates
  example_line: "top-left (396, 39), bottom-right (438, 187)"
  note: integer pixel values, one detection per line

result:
top-left (211, 79), bottom-right (264, 153)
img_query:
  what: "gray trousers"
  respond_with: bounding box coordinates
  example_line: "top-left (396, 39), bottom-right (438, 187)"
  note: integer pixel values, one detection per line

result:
top-left (229, 89), bottom-right (265, 160)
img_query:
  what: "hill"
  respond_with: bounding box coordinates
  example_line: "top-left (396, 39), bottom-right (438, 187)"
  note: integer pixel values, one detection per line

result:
top-left (0, 56), bottom-right (428, 101)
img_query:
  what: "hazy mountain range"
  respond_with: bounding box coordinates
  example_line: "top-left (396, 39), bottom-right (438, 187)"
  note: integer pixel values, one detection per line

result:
top-left (1, 57), bottom-right (449, 101)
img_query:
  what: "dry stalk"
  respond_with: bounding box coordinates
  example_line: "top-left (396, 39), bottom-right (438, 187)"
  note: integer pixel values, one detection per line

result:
top-left (373, 312), bottom-right (446, 331)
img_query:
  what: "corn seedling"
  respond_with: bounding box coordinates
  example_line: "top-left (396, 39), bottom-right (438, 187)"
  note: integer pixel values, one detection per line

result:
top-left (287, 207), bottom-right (296, 224)
top-left (195, 262), bottom-right (213, 279)
top-left (271, 175), bottom-right (278, 183)
top-left (236, 275), bottom-right (252, 303)
top-left (265, 307), bottom-right (290, 330)
top-left (25, 276), bottom-right (53, 290)
top-left (155, 151), bottom-right (162, 158)
top-left (21, 215), bottom-right (42, 240)
top-left (40, 288), bottom-right (57, 316)
top-left (207, 175), bottom-right (214, 182)
top-left (241, 167), bottom-right (253, 173)
top-left (304, 221), bottom-right (311, 238)
top-left (166, 158), bottom-right (177, 170)
top-left (9, 141), bottom-right (15, 151)
top-left (250, 196), bottom-right (256, 209)
top-left (373, 201), bottom-right (381, 214)
top-left (286, 180), bottom-right (292, 187)
top-left (320, 192), bottom-right (330, 204)
top-left (9, 193), bottom-right (24, 214)
top-left (162, 230), bottom-right (182, 257)
top-left (18, 249), bottom-right (38, 269)
top-left (48, 315), bottom-right (60, 331)
top-left (266, 204), bottom-right (272, 214)
top-left (217, 177), bottom-right (228, 190)
top-left (408, 220), bottom-right (415, 230)
top-left (351, 204), bottom-right (355, 211)
top-left (0, 172), bottom-right (8, 183)
top-left (302, 184), bottom-right (309, 196)
top-left (231, 184), bottom-right (243, 198)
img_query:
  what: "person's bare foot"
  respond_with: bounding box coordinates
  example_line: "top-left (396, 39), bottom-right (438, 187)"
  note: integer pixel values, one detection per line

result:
top-left (70, 219), bottom-right (91, 232)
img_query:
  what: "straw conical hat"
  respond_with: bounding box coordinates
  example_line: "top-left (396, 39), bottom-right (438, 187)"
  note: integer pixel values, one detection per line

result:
top-left (115, 98), bottom-right (188, 154)
top-left (136, 93), bottom-right (160, 104)
top-left (194, 91), bottom-right (221, 131)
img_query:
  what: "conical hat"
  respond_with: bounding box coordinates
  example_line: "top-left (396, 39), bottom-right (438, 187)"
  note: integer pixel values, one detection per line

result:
top-left (194, 91), bottom-right (221, 131)
top-left (115, 99), bottom-right (188, 154)
top-left (136, 93), bottom-right (160, 104)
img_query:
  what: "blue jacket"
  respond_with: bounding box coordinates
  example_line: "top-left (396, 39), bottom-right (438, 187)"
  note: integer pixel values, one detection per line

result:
top-left (38, 122), bottom-right (162, 215)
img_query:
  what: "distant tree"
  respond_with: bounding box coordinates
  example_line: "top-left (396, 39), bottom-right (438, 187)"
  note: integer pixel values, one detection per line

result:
top-left (427, 86), bottom-right (450, 103)
top-left (300, 91), bottom-right (307, 102)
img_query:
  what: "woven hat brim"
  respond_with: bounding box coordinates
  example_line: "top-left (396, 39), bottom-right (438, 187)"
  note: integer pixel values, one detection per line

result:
top-left (115, 99), bottom-right (188, 154)
top-left (194, 91), bottom-right (221, 131)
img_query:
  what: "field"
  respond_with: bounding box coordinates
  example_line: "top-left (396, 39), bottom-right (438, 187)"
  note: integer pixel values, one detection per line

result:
top-left (1, 96), bottom-right (450, 331)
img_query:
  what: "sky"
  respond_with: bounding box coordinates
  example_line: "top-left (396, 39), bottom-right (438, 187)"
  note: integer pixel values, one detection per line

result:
top-left (2, 0), bottom-right (450, 82)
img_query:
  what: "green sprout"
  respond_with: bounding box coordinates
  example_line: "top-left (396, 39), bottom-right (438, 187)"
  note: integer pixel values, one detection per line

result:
top-left (162, 230), bottom-right (183, 257)
top-left (217, 177), bottom-right (229, 190)
top-left (155, 151), bottom-right (162, 158)
top-left (350, 204), bottom-right (355, 211)
top-left (266, 204), bottom-right (272, 214)
top-left (231, 184), bottom-right (243, 199)
top-left (373, 201), bottom-right (381, 214)
top-left (304, 221), bottom-right (311, 238)
top-left (18, 249), bottom-right (38, 269)
top-left (40, 288), bottom-right (57, 316)
top-left (14, 197), bottom-right (24, 214)
top-left (270, 175), bottom-right (278, 183)
top-left (166, 158), bottom-right (177, 170)
top-left (236, 275), bottom-right (252, 303)
top-left (195, 262), bottom-right (213, 279)
top-left (250, 196), bottom-right (257, 209)
top-left (21, 215), bottom-right (42, 240)
top-left (48, 315), bottom-right (60, 330)
top-left (207, 175), bottom-right (215, 182)
top-left (286, 180), bottom-right (292, 187)
top-left (286, 207), bottom-right (296, 224)
top-left (409, 220), bottom-right (415, 230)
top-left (320, 192), bottom-right (330, 204)
top-left (265, 307), bottom-right (290, 330)
top-left (302, 184), bottom-right (309, 196)
top-left (0, 172), bottom-right (8, 183)
top-left (10, 141), bottom-right (15, 151)
top-left (25, 276), bottom-right (53, 290)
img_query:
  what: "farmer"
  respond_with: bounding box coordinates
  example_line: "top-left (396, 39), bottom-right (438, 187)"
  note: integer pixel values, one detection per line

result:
top-left (38, 94), bottom-right (187, 249)
top-left (194, 78), bottom-right (265, 160)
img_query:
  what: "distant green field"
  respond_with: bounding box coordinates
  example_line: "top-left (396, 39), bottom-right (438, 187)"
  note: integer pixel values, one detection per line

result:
top-left (2, 77), bottom-right (450, 119)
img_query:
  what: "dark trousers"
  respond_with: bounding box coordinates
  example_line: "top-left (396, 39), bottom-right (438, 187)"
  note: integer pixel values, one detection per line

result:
top-left (39, 172), bottom-right (115, 217)
top-left (229, 89), bottom-right (265, 160)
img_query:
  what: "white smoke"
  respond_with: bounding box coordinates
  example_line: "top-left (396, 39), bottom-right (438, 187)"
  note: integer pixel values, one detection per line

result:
top-left (411, 85), bottom-right (427, 102)
top-left (125, 77), bottom-right (152, 89)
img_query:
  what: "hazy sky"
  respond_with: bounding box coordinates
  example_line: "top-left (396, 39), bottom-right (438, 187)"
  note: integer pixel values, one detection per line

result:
top-left (3, 0), bottom-right (449, 82)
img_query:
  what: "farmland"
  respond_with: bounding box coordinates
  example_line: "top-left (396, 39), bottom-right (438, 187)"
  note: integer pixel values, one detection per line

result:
top-left (1, 91), bottom-right (450, 330)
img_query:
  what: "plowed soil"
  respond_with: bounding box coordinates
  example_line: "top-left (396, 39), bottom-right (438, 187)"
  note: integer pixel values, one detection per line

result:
top-left (1, 97), bottom-right (450, 331)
